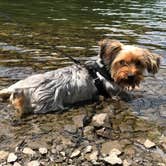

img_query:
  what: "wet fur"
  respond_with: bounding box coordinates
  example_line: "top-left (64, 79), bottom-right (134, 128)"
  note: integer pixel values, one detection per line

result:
top-left (0, 39), bottom-right (160, 118)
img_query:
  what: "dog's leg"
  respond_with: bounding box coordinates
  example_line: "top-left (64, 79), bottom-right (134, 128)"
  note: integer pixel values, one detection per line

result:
top-left (10, 89), bottom-right (28, 118)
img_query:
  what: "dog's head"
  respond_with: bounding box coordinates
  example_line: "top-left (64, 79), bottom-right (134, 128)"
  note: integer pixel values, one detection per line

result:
top-left (98, 39), bottom-right (160, 89)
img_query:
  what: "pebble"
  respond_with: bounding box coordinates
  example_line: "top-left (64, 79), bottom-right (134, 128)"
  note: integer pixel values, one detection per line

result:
top-left (23, 147), bottom-right (36, 155)
top-left (85, 150), bottom-right (98, 161)
top-left (103, 153), bottom-right (122, 165)
top-left (13, 162), bottom-right (21, 166)
top-left (7, 153), bottom-right (17, 163)
top-left (70, 149), bottom-right (81, 158)
top-left (60, 151), bottom-right (66, 157)
top-left (109, 148), bottom-right (122, 156)
top-left (144, 139), bottom-right (156, 149)
top-left (101, 140), bottom-right (122, 155)
top-left (72, 114), bottom-right (85, 128)
top-left (39, 147), bottom-right (48, 154)
top-left (92, 113), bottom-right (109, 127)
top-left (84, 145), bottom-right (92, 153)
top-left (83, 126), bottom-right (94, 136)
top-left (27, 160), bottom-right (40, 166)
top-left (123, 159), bottom-right (131, 166)
top-left (64, 125), bottom-right (77, 134)
top-left (0, 150), bottom-right (9, 161)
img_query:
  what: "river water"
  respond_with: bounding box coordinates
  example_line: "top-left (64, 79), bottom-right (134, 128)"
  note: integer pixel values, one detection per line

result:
top-left (0, 0), bottom-right (165, 153)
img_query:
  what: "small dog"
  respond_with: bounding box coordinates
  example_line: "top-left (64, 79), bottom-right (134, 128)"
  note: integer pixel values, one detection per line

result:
top-left (0, 39), bottom-right (160, 118)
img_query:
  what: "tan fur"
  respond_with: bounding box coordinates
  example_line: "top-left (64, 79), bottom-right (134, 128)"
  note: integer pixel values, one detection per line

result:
top-left (10, 90), bottom-right (26, 118)
top-left (98, 39), bottom-right (160, 89)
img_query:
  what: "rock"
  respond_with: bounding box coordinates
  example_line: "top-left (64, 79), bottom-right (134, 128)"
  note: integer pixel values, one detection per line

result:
top-left (83, 126), bottom-right (94, 136)
top-left (64, 125), bottom-right (77, 134)
top-left (27, 160), bottom-right (40, 166)
top-left (123, 159), bottom-right (132, 166)
top-left (101, 140), bottom-right (122, 155)
top-left (60, 151), bottom-right (65, 157)
top-left (7, 153), bottom-right (17, 163)
top-left (39, 147), bottom-right (48, 155)
top-left (92, 113), bottom-right (109, 127)
top-left (70, 149), bottom-right (81, 158)
top-left (23, 147), bottom-right (36, 155)
top-left (110, 148), bottom-right (122, 156)
top-left (72, 114), bottom-right (86, 128)
top-left (13, 162), bottom-right (21, 166)
top-left (84, 145), bottom-right (92, 153)
top-left (96, 127), bottom-right (111, 138)
top-left (144, 139), bottom-right (156, 148)
top-left (85, 150), bottom-right (98, 162)
top-left (61, 136), bottom-right (72, 145)
top-left (103, 153), bottom-right (122, 165)
top-left (0, 150), bottom-right (9, 161)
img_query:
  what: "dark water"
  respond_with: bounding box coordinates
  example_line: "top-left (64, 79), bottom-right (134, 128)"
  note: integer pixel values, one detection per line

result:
top-left (0, 0), bottom-right (166, 150)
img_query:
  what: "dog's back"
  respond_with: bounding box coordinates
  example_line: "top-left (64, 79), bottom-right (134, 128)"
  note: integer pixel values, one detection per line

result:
top-left (0, 65), bottom-right (98, 116)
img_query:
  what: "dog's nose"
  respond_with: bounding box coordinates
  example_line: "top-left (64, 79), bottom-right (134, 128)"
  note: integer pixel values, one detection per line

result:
top-left (127, 73), bottom-right (134, 79)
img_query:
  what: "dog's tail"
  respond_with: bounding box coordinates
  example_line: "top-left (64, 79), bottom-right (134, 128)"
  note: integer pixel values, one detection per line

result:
top-left (0, 88), bottom-right (11, 100)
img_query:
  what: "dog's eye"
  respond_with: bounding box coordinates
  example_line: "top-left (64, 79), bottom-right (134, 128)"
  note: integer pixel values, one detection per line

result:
top-left (119, 60), bottom-right (126, 65)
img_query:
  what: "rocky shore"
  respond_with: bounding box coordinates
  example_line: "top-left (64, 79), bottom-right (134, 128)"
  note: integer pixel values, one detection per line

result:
top-left (0, 99), bottom-right (165, 166)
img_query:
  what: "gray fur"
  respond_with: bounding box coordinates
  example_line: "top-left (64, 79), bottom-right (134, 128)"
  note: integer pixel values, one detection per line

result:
top-left (0, 62), bottom-right (130, 114)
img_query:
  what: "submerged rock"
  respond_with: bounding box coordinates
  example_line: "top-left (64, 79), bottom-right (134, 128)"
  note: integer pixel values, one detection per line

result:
top-left (101, 140), bottom-right (122, 155)
top-left (72, 114), bottom-right (86, 128)
top-left (92, 113), bottom-right (109, 127)
top-left (7, 153), bottom-right (17, 163)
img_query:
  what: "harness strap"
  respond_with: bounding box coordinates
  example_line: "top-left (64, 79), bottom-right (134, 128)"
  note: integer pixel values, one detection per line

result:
top-left (85, 61), bottom-right (112, 97)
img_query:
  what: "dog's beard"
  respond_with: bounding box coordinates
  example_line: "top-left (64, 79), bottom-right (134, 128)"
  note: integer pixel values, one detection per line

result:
top-left (112, 71), bottom-right (144, 90)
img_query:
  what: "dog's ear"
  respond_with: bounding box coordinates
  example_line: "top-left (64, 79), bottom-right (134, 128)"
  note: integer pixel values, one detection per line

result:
top-left (143, 49), bottom-right (160, 74)
top-left (98, 39), bottom-right (123, 65)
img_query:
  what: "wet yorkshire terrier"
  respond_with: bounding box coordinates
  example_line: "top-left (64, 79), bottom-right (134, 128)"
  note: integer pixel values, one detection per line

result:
top-left (0, 39), bottom-right (160, 118)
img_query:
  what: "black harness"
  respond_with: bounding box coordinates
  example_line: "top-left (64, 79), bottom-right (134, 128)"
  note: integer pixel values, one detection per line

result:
top-left (84, 61), bottom-right (113, 97)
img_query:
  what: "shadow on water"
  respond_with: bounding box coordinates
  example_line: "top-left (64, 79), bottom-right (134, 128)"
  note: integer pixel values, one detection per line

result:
top-left (0, 0), bottom-right (165, 156)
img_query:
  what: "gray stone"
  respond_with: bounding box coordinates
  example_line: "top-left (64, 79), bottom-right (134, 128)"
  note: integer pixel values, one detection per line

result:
top-left (7, 153), bottom-right (17, 163)
top-left (23, 147), bottom-right (36, 155)
top-left (27, 160), bottom-right (40, 166)
top-left (92, 113), bottom-right (109, 127)
top-left (0, 151), bottom-right (9, 161)
top-left (39, 147), bottom-right (48, 154)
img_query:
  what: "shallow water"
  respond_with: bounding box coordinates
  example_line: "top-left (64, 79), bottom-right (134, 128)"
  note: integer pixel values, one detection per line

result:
top-left (0, 0), bottom-right (165, 151)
